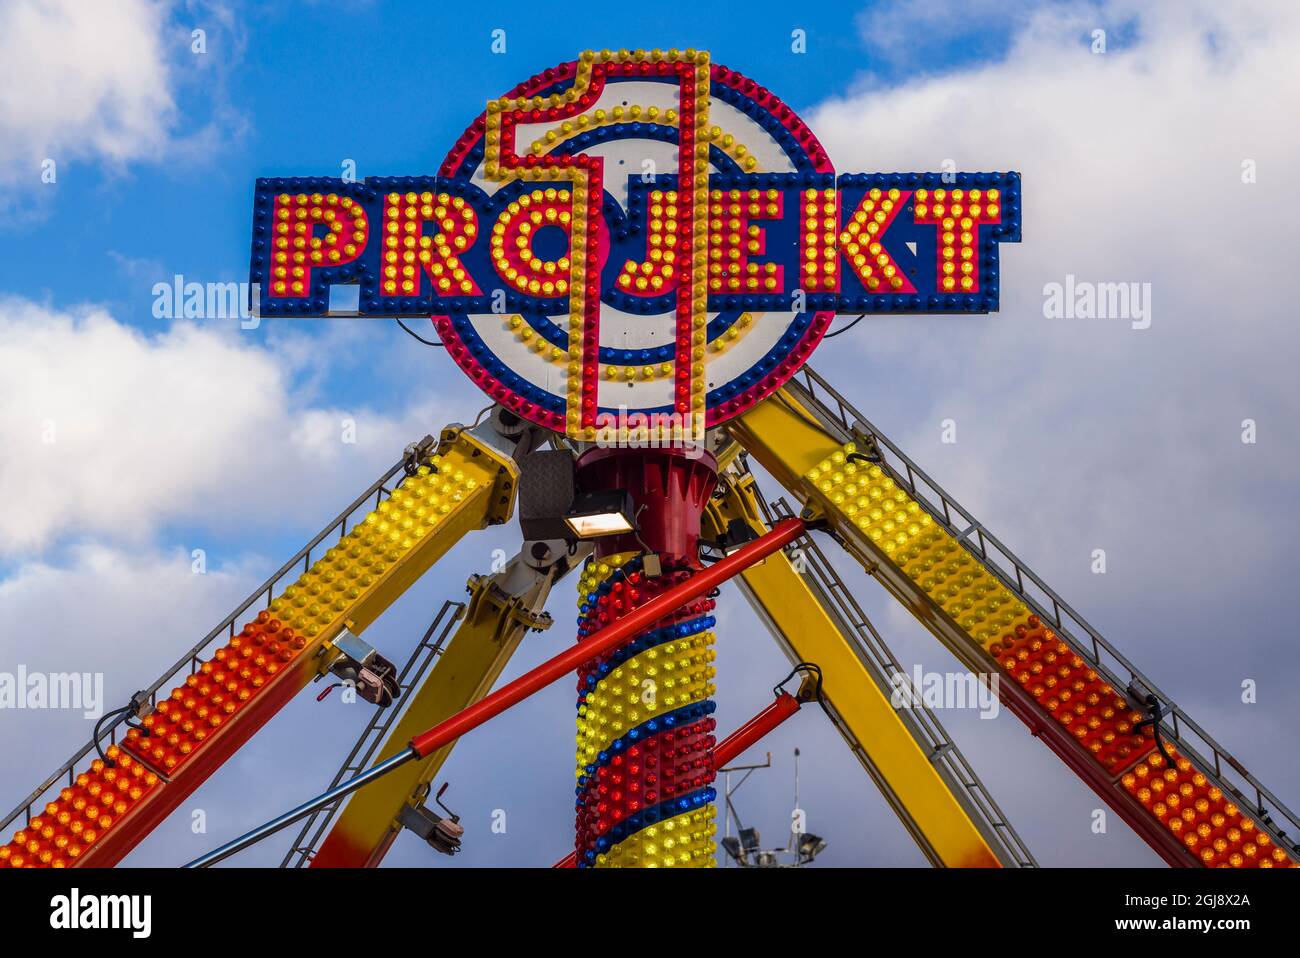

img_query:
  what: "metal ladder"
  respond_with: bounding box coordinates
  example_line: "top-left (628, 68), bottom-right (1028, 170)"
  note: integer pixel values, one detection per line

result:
top-left (1, 456), bottom-right (410, 840)
top-left (745, 471), bottom-right (1037, 867)
top-left (783, 363), bottom-right (1300, 855)
top-left (280, 599), bottom-right (465, 867)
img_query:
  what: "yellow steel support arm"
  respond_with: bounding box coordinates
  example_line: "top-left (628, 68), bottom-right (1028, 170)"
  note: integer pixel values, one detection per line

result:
top-left (1, 422), bottom-right (519, 868)
top-left (309, 543), bottom-right (585, 867)
top-left (728, 386), bottom-right (1299, 868)
top-left (703, 471), bottom-right (1004, 868)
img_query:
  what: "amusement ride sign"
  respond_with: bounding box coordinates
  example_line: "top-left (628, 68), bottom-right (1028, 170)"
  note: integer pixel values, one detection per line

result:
top-left (249, 49), bottom-right (1021, 442)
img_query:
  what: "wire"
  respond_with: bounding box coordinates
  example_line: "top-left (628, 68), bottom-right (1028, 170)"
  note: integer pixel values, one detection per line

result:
top-left (1134, 694), bottom-right (1176, 766)
top-left (774, 662), bottom-right (825, 706)
top-left (822, 313), bottom-right (866, 339)
top-left (396, 318), bottom-right (443, 347)
top-left (630, 503), bottom-right (655, 556)
top-left (430, 403), bottom-right (496, 451)
top-left (93, 706), bottom-right (134, 767)
top-left (92, 690), bottom-right (152, 767)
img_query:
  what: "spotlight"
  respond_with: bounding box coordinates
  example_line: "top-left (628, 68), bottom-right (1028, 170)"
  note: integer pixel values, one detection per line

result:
top-left (723, 518), bottom-right (760, 555)
top-left (797, 832), bottom-right (827, 864)
top-left (563, 489), bottom-right (637, 539)
top-left (720, 836), bottom-right (746, 866)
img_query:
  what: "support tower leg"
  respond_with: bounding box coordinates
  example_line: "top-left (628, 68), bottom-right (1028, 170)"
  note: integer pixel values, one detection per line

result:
top-left (572, 448), bottom-right (721, 868)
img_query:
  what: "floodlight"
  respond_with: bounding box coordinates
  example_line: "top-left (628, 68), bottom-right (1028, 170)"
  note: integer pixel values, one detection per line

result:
top-left (797, 832), bottom-right (827, 864)
top-left (723, 518), bottom-right (760, 555)
top-left (720, 836), bottom-right (745, 865)
top-left (563, 490), bottom-right (637, 539)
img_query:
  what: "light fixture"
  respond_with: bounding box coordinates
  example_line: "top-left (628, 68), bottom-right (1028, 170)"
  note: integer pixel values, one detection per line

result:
top-left (563, 489), bottom-right (637, 539)
top-left (720, 836), bottom-right (745, 866)
top-left (723, 518), bottom-right (760, 555)
top-left (797, 832), bottom-right (827, 864)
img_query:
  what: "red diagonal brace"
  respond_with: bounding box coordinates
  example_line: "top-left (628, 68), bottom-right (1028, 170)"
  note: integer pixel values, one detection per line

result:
top-left (553, 689), bottom-right (805, 868)
top-left (409, 517), bottom-right (806, 759)
top-left (187, 518), bottom-right (807, 868)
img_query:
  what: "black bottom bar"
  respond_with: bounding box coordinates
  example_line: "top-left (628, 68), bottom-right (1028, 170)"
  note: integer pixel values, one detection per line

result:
top-left (1, 866), bottom-right (1290, 941)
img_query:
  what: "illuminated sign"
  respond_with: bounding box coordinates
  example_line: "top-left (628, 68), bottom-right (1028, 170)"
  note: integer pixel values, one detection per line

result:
top-left (249, 49), bottom-right (1021, 441)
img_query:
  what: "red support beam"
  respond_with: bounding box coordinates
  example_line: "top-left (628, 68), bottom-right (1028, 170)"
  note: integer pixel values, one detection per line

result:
top-left (409, 518), bottom-right (806, 759)
top-left (185, 517), bottom-right (808, 867)
top-left (716, 691), bottom-right (803, 766)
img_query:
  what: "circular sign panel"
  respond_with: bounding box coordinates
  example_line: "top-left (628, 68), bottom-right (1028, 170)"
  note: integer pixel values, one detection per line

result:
top-left (431, 49), bottom-right (835, 442)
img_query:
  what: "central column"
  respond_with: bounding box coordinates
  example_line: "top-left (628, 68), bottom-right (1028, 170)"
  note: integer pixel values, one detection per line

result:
top-left (572, 447), bottom-right (720, 868)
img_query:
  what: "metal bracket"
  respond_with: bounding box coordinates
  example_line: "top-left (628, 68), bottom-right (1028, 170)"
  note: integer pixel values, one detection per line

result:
top-left (397, 784), bottom-right (464, 856)
top-left (464, 573), bottom-right (555, 646)
top-left (402, 434), bottom-right (438, 476)
top-left (326, 628), bottom-right (401, 707)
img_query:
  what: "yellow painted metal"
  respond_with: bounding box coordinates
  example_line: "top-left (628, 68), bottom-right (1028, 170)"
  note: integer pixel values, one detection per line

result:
top-left (725, 388), bottom-right (842, 493)
top-left (311, 556), bottom-right (558, 867)
top-left (726, 390), bottom-right (996, 676)
top-left (321, 427), bottom-right (518, 649)
top-left (727, 391), bottom-right (1288, 869)
top-left (0, 426), bottom-right (518, 869)
top-left (702, 474), bottom-right (1002, 868)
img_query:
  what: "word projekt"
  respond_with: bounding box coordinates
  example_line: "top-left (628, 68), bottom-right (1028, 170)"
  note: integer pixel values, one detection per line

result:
top-left (251, 176), bottom-right (1021, 319)
top-left (249, 49), bottom-right (1022, 442)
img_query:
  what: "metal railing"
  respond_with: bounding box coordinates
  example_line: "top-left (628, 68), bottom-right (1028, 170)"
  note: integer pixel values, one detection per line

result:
top-left (281, 599), bottom-right (465, 867)
top-left (783, 363), bottom-right (1300, 853)
top-left (1, 457), bottom-right (410, 838)
top-left (749, 479), bottom-right (1037, 868)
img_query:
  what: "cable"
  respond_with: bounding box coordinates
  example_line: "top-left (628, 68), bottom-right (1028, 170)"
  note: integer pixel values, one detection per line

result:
top-left (92, 690), bottom-right (152, 767)
top-left (1134, 694), bottom-right (1176, 766)
top-left (774, 662), bottom-right (826, 706)
top-left (92, 707), bottom-right (134, 767)
top-left (426, 403), bottom-right (495, 453)
top-left (396, 318), bottom-right (443, 347)
top-left (822, 313), bottom-right (865, 339)
top-left (630, 503), bottom-right (655, 556)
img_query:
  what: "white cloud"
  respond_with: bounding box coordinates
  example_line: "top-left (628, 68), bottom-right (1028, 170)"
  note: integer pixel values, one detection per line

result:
top-left (0, 0), bottom-right (176, 183)
top-left (0, 541), bottom-right (262, 814)
top-left (806, 0), bottom-right (1300, 601)
top-left (0, 298), bottom-right (468, 554)
top-left (0, 0), bottom-right (248, 206)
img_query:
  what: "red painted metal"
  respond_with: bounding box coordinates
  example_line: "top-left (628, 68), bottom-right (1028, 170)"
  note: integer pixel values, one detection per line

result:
top-left (993, 680), bottom-right (1197, 867)
top-left (553, 690), bottom-right (804, 867)
top-left (714, 691), bottom-right (803, 766)
top-left (574, 446), bottom-right (718, 565)
top-left (78, 652), bottom-right (323, 866)
top-left (409, 518), bottom-right (805, 759)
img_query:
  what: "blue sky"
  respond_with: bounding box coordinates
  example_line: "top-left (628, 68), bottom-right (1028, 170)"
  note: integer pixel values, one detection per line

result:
top-left (3, 0), bottom-right (1299, 869)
